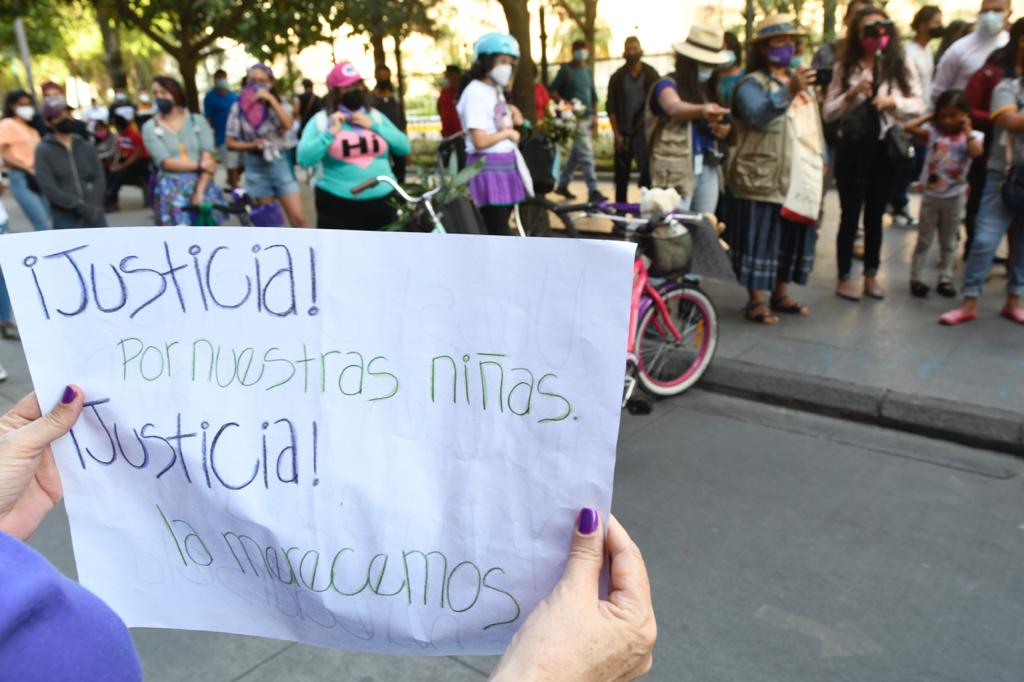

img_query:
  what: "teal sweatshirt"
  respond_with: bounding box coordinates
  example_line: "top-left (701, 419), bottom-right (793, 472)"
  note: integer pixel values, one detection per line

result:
top-left (297, 109), bottom-right (411, 201)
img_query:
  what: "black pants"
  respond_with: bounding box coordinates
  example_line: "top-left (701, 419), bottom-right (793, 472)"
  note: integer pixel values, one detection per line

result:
top-left (964, 156), bottom-right (988, 258)
top-left (479, 205), bottom-right (513, 236)
top-left (836, 142), bottom-right (893, 279)
top-left (315, 187), bottom-right (397, 230)
top-left (613, 135), bottom-right (651, 203)
top-left (106, 159), bottom-right (151, 205)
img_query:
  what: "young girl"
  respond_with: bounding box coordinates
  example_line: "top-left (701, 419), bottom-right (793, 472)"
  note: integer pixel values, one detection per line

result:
top-left (904, 90), bottom-right (984, 298)
top-left (457, 32), bottom-right (527, 236)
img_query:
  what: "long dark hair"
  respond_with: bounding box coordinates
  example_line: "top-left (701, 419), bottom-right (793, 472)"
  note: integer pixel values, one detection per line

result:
top-left (840, 7), bottom-right (912, 96)
top-left (322, 82), bottom-right (371, 114)
top-left (3, 90), bottom-right (32, 118)
top-left (990, 18), bottom-right (1024, 75)
top-left (673, 54), bottom-right (720, 105)
top-left (152, 76), bottom-right (187, 107)
top-left (459, 54), bottom-right (501, 96)
top-left (723, 31), bottom-right (744, 70)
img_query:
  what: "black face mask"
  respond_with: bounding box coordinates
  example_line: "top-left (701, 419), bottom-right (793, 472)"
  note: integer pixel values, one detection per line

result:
top-left (155, 97), bottom-right (174, 115)
top-left (341, 90), bottom-right (365, 110)
top-left (929, 25), bottom-right (945, 39)
top-left (376, 80), bottom-right (393, 91)
top-left (54, 119), bottom-right (76, 134)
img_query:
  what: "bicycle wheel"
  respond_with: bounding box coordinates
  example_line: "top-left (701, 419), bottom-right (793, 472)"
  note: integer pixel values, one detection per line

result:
top-left (516, 197), bottom-right (577, 237)
top-left (634, 285), bottom-right (718, 397)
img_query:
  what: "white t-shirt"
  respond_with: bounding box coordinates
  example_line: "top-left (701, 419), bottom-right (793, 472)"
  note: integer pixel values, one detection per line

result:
top-left (456, 79), bottom-right (516, 154)
top-left (904, 41), bottom-right (935, 105)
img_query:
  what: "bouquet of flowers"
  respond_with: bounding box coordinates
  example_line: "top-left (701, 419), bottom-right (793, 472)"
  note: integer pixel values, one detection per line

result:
top-left (540, 98), bottom-right (584, 149)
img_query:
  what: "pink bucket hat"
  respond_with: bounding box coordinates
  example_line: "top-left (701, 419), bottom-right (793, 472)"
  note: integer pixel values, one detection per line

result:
top-left (327, 61), bottom-right (363, 89)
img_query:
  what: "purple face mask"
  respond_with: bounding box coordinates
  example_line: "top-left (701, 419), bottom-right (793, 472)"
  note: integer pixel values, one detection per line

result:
top-left (765, 44), bottom-right (796, 67)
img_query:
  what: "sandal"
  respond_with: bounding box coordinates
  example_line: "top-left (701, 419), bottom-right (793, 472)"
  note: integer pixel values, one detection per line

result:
top-left (745, 301), bottom-right (779, 326)
top-left (936, 282), bottom-right (957, 298)
top-left (910, 281), bottom-right (930, 298)
top-left (770, 296), bottom-right (809, 316)
top-left (1000, 305), bottom-right (1024, 325)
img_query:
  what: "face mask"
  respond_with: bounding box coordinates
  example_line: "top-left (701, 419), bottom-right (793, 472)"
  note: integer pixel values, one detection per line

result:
top-left (929, 25), bottom-right (945, 39)
top-left (14, 105), bottom-right (34, 121)
top-left (790, 56), bottom-right (803, 69)
top-left (440, 77), bottom-right (450, 88)
top-left (860, 35), bottom-right (890, 53)
top-left (697, 66), bottom-right (715, 83)
top-left (977, 10), bottom-right (1004, 36)
top-left (155, 97), bottom-right (174, 115)
top-left (215, 79), bottom-right (228, 90)
top-left (720, 50), bottom-right (737, 69)
top-left (341, 89), bottom-right (365, 110)
top-left (765, 44), bottom-right (796, 66)
top-left (54, 119), bottom-right (76, 134)
top-left (94, 127), bottom-right (109, 139)
top-left (114, 92), bottom-right (127, 102)
top-left (573, 49), bottom-right (589, 62)
top-left (489, 63), bottom-right (514, 88)
top-left (376, 80), bottom-right (393, 91)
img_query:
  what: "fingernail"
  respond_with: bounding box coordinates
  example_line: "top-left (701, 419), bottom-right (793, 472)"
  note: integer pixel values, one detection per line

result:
top-left (577, 508), bottom-right (599, 535)
top-left (61, 386), bottom-right (76, 404)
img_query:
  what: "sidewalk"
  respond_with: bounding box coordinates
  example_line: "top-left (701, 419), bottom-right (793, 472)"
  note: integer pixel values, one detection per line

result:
top-left (1, 178), bottom-right (1020, 451)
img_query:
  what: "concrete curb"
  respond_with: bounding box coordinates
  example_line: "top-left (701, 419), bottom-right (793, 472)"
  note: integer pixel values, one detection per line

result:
top-left (700, 359), bottom-right (1024, 456)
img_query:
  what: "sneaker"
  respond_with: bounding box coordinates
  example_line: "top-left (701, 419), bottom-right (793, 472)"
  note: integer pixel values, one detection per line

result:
top-left (894, 208), bottom-right (918, 228)
top-left (554, 185), bottom-right (576, 200)
top-left (0, 362), bottom-right (8, 382)
top-left (588, 190), bottom-right (608, 204)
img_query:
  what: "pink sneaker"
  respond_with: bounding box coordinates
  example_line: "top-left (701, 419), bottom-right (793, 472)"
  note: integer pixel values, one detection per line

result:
top-left (1000, 306), bottom-right (1024, 325)
top-left (939, 308), bottom-right (978, 326)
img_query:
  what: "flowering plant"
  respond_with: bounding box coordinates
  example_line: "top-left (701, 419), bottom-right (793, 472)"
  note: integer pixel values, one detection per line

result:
top-left (540, 99), bottom-right (579, 148)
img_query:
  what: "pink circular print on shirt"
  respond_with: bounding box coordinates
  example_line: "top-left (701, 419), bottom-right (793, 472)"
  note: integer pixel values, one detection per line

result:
top-left (327, 129), bottom-right (390, 168)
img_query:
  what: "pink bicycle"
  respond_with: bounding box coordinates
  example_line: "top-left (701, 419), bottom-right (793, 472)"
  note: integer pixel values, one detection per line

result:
top-left (618, 210), bottom-right (719, 411)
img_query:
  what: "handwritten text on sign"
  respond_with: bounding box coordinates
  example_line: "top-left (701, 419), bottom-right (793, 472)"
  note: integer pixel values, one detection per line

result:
top-left (0, 227), bottom-right (633, 655)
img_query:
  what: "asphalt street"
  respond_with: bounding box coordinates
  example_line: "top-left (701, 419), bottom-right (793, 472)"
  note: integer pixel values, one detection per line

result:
top-left (24, 390), bottom-right (1024, 681)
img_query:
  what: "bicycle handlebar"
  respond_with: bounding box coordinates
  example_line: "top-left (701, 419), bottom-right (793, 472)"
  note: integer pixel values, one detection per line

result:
top-left (352, 175), bottom-right (441, 206)
top-left (351, 178), bottom-right (380, 196)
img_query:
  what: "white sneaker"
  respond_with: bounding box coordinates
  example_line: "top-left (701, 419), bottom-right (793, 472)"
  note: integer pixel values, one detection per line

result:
top-left (0, 363), bottom-right (8, 382)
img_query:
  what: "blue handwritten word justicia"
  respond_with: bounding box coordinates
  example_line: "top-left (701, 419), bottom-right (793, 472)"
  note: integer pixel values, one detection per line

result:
top-left (22, 241), bottom-right (321, 320)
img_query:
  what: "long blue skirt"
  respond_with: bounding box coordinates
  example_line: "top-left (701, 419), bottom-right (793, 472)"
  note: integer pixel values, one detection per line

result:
top-left (723, 198), bottom-right (817, 291)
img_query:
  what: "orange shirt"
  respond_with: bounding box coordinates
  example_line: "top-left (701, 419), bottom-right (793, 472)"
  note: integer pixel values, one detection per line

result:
top-left (0, 117), bottom-right (41, 172)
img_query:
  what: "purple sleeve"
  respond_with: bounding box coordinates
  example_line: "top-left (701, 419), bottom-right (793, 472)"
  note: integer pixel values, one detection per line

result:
top-left (650, 79), bottom-right (678, 118)
top-left (0, 532), bottom-right (142, 681)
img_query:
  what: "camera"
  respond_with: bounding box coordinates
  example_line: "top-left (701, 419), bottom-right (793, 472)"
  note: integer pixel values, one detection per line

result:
top-left (862, 21), bottom-right (894, 39)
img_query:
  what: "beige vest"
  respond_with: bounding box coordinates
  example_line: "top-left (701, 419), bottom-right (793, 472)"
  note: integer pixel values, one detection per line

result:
top-left (645, 78), bottom-right (694, 198)
top-left (726, 71), bottom-right (814, 205)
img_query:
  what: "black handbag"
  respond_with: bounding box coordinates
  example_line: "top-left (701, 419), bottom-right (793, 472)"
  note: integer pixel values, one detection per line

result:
top-left (884, 124), bottom-right (915, 171)
top-left (1002, 141), bottom-right (1024, 212)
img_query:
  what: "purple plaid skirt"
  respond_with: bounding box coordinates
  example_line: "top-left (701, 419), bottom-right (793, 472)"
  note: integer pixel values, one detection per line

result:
top-left (467, 152), bottom-right (526, 207)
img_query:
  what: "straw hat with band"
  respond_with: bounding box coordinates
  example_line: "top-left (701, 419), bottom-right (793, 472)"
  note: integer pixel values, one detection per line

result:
top-left (751, 15), bottom-right (807, 42)
top-left (672, 24), bottom-right (730, 66)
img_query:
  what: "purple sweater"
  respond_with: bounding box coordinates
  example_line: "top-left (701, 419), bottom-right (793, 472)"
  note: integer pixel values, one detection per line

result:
top-left (0, 531), bottom-right (142, 680)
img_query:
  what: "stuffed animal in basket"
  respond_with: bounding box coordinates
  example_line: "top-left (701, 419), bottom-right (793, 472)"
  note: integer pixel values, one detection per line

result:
top-left (639, 187), bottom-right (682, 217)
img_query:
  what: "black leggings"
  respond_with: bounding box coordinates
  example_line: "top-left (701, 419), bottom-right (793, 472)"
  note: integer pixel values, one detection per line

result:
top-left (835, 141), bottom-right (893, 280)
top-left (479, 205), bottom-right (513, 236)
top-left (315, 187), bottom-right (397, 230)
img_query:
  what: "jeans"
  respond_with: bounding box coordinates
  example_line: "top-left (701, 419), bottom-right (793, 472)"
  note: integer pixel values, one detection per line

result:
top-left (681, 165), bottom-right (720, 214)
top-left (890, 140), bottom-right (926, 212)
top-left (836, 146), bottom-right (893, 279)
top-left (0, 220), bottom-right (12, 322)
top-left (963, 169), bottom-right (1024, 298)
top-left (8, 168), bottom-right (50, 231)
top-left (613, 133), bottom-right (650, 203)
top-left (558, 117), bottom-right (599, 194)
top-left (52, 211), bottom-right (108, 229)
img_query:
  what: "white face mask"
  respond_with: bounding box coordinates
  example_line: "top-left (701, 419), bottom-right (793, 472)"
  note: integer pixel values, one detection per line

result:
top-left (14, 105), bottom-right (35, 121)
top-left (489, 63), bottom-right (514, 88)
top-left (698, 66), bottom-right (715, 83)
top-left (574, 49), bottom-right (589, 62)
top-left (977, 10), bottom-right (1004, 36)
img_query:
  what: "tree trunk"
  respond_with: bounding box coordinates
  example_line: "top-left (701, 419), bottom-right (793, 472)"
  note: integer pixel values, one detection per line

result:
top-left (179, 52), bottom-right (201, 112)
top-left (584, 0), bottom-right (597, 76)
top-left (94, 0), bottom-right (127, 89)
top-left (745, 0), bottom-right (755, 44)
top-left (370, 32), bottom-right (387, 70)
top-left (823, 0), bottom-right (838, 43)
top-left (394, 38), bottom-right (407, 122)
top-left (498, 0), bottom-right (537, 124)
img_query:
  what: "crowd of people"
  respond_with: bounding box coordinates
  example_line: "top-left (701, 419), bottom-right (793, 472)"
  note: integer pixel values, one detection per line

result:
top-left (0, 1), bottom-right (1021, 325)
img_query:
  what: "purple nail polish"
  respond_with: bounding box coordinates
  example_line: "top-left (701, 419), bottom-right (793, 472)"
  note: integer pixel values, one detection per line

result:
top-left (578, 508), bottom-right (599, 535)
top-left (61, 386), bottom-right (76, 404)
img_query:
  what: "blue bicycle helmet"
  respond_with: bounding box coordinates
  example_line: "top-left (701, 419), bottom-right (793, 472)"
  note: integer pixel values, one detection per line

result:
top-left (474, 32), bottom-right (521, 60)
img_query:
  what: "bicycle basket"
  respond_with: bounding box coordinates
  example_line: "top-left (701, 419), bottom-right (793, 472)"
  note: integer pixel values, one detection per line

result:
top-left (640, 220), bottom-right (693, 277)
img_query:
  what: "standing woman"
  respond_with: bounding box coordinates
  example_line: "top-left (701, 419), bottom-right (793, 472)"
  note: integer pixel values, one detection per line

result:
top-left (718, 31), bottom-right (746, 105)
top-left (725, 15), bottom-right (824, 325)
top-left (456, 32), bottom-right (528, 236)
top-left (0, 91), bottom-right (50, 231)
top-left (141, 76), bottom-right (226, 226)
top-left (645, 24), bottom-right (732, 214)
top-left (823, 7), bottom-right (924, 301)
top-left (226, 64), bottom-right (307, 227)
top-left (297, 61), bottom-right (411, 230)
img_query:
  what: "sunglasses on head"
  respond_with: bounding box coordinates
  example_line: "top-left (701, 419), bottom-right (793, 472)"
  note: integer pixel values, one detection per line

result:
top-left (862, 21), bottom-right (895, 38)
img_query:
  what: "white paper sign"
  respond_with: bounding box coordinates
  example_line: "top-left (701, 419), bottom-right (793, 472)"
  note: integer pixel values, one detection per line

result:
top-left (0, 227), bottom-right (633, 655)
